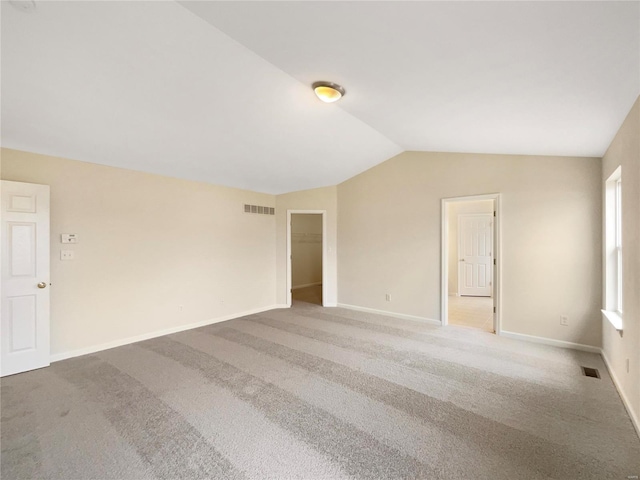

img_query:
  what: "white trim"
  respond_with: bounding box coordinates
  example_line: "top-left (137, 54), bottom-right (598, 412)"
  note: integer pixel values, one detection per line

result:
top-left (50, 304), bottom-right (285, 363)
top-left (603, 166), bottom-right (623, 319)
top-left (601, 309), bottom-right (623, 331)
top-left (292, 282), bottom-right (322, 290)
top-left (600, 349), bottom-right (640, 439)
top-left (336, 303), bottom-right (441, 326)
top-left (441, 193), bottom-right (502, 334)
top-left (287, 210), bottom-right (327, 307)
top-left (500, 330), bottom-right (601, 353)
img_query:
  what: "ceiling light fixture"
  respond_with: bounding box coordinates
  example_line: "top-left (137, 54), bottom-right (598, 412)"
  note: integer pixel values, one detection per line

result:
top-left (312, 81), bottom-right (345, 103)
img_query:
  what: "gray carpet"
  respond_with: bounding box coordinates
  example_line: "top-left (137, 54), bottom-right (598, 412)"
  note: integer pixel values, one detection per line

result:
top-left (2, 302), bottom-right (639, 479)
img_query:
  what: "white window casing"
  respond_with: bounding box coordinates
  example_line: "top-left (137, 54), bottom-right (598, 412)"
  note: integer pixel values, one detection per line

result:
top-left (602, 166), bottom-right (622, 331)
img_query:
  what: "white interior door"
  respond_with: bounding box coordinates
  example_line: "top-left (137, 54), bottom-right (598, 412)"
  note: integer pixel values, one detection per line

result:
top-left (458, 213), bottom-right (492, 297)
top-left (1, 180), bottom-right (51, 377)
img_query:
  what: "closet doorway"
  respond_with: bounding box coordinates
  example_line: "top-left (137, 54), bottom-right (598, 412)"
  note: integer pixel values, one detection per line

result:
top-left (287, 211), bottom-right (325, 306)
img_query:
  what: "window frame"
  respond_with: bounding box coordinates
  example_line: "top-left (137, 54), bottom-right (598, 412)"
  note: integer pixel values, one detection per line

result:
top-left (615, 177), bottom-right (622, 315)
top-left (602, 166), bottom-right (623, 331)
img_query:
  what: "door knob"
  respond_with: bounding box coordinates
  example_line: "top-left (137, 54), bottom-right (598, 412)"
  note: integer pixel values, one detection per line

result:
top-left (37, 282), bottom-right (47, 289)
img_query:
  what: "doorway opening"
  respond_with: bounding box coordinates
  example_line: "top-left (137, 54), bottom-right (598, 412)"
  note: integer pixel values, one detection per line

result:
top-left (287, 211), bottom-right (326, 307)
top-left (441, 194), bottom-right (501, 334)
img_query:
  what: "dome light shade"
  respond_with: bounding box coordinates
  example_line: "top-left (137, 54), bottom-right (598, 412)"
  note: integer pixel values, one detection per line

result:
top-left (313, 81), bottom-right (345, 103)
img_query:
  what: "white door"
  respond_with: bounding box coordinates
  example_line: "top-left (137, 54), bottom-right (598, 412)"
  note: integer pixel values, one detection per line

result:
top-left (458, 214), bottom-right (492, 297)
top-left (1, 181), bottom-right (50, 377)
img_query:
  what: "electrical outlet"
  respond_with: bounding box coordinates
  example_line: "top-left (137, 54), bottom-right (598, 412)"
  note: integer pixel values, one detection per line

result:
top-left (60, 250), bottom-right (74, 261)
top-left (178, 305), bottom-right (183, 312)
top-left (560, 315), bottom-right (569, 326)
top-left (385, 293), bottom-right (391, 302)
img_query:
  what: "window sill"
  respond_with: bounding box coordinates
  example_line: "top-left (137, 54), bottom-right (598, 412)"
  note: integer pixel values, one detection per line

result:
top-left (601, 309), bottom-right (623, 331)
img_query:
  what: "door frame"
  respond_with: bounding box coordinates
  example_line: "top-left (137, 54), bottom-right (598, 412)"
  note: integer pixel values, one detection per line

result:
top-left (287, 210), bottom-right (327, 307)
top-left (441, 193), bottom-right (502, 334)
top-left (457, 213), bottom-right (493, 297)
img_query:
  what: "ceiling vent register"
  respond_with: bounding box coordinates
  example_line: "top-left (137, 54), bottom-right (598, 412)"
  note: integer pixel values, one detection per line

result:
top-left (244, 204), bottom-right (275, 215)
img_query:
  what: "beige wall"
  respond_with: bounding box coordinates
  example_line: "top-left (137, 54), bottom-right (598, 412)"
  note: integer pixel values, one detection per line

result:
top-left (291, 214), bottom-right (323, 288)
top-left (601, 96), bottom-right (640, 432)
top-left (1, 148), bottom-right (277, 357)
top-left (447, 200), bottom-right (494, 294)
top-left (338, 151), bottom-right (602, 347)
top-left (276, 187), bottom-right (337, 306)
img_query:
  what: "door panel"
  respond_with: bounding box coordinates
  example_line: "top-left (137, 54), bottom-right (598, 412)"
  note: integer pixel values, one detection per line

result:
top-left (10, 222), bottom-right (37, 276)
top-left (9, 295), bottom-right (38, 351)
top-left (458, 214), bottom-right (492, 297)
top-left (478, 264), bottom-right (488, 287)
top-left (1, 181), bottom-right (50, 377)
top-left (464, 264), bottom-right (473, 287)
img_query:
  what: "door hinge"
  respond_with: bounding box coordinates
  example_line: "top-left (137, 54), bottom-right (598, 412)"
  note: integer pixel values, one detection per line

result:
top-left (493, 211), bottom-right (496, 217)
top-left (493, 307), bottom-right (496, 313)
top-left (493, 259), bottom-right (496, 265)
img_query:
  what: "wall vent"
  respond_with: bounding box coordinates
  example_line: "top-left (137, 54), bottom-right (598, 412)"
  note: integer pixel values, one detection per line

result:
top-left (244, 204), bottom-right (275, 215)
top-left (581, 366), bottom-right (600, 379)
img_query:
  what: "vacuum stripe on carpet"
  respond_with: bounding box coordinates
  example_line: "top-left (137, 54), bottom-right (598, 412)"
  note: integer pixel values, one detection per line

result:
top-left (137, 335), bottom-right (434, 479)
top-left (203, 321), bottom-right (619, 480)
top-left (54, 355), bottom-right (244, 480)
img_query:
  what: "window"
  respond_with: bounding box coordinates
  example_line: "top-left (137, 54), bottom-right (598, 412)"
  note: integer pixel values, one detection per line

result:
top-left (602, 166), bottom-right (622, 330)
top-left (615, 176), bottom-right (622, 314)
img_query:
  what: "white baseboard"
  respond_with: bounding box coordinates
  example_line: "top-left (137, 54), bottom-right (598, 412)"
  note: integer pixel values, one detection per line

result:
top-left (499, 330), bottom-right (601, 353)
top-left (50, 304), bottom-right (284, 363)
top-left (600, 349), bottom-right (640, 439)
top-left (336, 303), bottom-right (441, 326)
top-left (292, 282), bottom-right (322, 290)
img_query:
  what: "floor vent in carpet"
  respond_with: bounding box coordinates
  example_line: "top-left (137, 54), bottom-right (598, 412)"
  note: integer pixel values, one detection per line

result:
top-left (581, 366), bottom-right (600, 379)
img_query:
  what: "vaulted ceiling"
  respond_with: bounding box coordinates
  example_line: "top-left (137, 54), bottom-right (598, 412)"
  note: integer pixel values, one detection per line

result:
top-left (2, 1), bottom-right (639, 194)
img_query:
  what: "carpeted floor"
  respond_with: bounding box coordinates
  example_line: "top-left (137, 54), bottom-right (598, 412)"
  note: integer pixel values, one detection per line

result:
top-left (2, 303), bottom-right (639, 480)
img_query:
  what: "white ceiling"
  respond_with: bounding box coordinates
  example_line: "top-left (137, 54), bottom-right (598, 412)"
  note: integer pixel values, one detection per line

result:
top-left (2, 1), bottom-right (639, 194)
